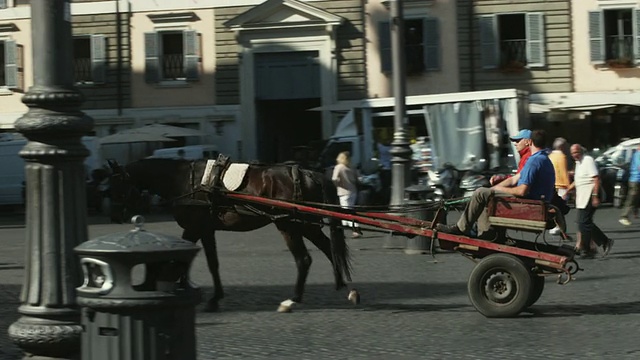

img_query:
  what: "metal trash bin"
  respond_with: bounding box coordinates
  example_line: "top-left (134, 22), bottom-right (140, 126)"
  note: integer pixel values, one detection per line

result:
top-left (403, 184), bottom-right (439, 254)
top-left (75, 216), bottom-right (201, 360)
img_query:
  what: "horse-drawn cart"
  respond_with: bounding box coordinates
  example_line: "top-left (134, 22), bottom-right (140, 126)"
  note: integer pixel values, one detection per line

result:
top-left (108, 157), bottom-right (577, 318)
top-left (225, 192), bottom-right (578, 318)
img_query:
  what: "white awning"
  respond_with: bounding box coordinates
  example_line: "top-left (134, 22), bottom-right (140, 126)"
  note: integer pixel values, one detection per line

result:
top-left (531, 91), bottom-right (640, 112)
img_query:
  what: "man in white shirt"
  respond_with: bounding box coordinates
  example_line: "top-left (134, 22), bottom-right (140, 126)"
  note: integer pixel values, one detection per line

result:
top-left (565, 144), bottom-right (614, 258)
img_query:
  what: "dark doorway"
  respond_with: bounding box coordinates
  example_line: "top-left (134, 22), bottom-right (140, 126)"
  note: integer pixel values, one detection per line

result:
top-left (256, 98), bottom-right (322, 163)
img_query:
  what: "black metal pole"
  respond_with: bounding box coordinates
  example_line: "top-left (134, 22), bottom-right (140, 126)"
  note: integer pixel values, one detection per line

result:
top-left (389, 0), bottom-right (411, 206)
top-left (8, 1), bottom-right (93, 359)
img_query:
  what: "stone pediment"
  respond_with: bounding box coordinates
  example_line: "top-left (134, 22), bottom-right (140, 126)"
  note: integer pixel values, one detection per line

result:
top-left (224, 0), bottom-right (343, 30)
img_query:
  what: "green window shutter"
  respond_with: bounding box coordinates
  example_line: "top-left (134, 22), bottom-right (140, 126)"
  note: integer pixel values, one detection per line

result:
top-left (379, 21), bottom-right (391, 72)
top-left (144, 32), bottom-right (159, 83)
top-left (91, 35), bottom-right (106, 84)
top-left (589, 11), bottom-right (604, 64)
top-left (4, 40), bottom-right (18, 89)
top-left (634, 9), bottom-right (640, 64)
top-left (423, 18), bottom-right (440, 71)
top-left (183, 30), bottom-right (199, 81)
top-left (480, 15), bottom-right (498, 69)
top-left (526, 13), bottom-right (545, 67)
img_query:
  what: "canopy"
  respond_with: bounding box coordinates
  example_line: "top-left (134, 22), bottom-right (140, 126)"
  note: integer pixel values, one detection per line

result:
top-left (99, 132), bottom-right (177, 145)
top-left (120, 124), bottom-right (207, 137)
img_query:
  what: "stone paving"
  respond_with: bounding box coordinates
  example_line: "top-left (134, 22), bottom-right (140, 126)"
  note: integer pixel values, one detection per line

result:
top-left (1, 207), bottom-right (640, 359)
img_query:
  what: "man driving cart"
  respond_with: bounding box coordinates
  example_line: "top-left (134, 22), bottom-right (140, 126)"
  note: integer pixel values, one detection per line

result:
top-left (436, 129), bottom-right (556, 239)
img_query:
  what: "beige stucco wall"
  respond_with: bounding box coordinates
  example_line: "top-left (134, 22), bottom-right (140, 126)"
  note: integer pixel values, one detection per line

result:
top-left (0, 18), bottom-right (32, 127)
top-left (130, 9), bottom-right (217, 108)
top-left (573, 0), bottom-right (640, 91)
top-left (365, 0), bottom-right (459, 98)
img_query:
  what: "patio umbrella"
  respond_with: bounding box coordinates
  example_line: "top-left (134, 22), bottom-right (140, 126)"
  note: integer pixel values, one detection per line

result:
top-left (120, 124), bottom-right (207, 138)
top-left (99, 132), bottom-right (178, 145)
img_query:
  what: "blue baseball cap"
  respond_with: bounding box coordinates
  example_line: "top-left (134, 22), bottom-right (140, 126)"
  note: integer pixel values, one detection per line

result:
top-left (510, 129), bottom-right (532, 141)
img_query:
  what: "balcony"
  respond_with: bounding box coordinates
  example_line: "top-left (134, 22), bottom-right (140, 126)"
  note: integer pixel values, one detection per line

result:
top-left (606, 35), bottom-right (634, 68)
top-left (162, 53), bottom-right (185, 80)
top-left (73, 57), bottom-right (92, 83)
top-left (499, 39), bottom-right (527, 72)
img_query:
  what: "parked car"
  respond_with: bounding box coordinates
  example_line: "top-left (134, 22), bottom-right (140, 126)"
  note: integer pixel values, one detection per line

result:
top-left (595, 138), bottom-right (640, 207)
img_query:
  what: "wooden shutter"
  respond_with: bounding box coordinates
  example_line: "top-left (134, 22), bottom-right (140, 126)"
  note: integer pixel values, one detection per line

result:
top-left (144, 32), bottom-right (159, 83)
top-left (526, 13), bottom-right (545, 67)
top-left (4, 40), bottom-right (18, 89)
top-left (423, 18), bottom-right (440, 71)
top-left (379, 21), bottom-right (391, 72)
top-left (91, 35), bottom-right (106, 84)
top-left (479, 15), bottom-right (498, 69)
top-left (634, 9), bottom-right (640, 64)
top-left (589, 11), bottom-right (604, 64)
top-left (183, 30), bottom-right (199, 81)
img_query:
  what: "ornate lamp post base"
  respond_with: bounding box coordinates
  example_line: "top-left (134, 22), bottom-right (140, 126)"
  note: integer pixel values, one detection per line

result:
top-left (7, 1), bottom-right (93, 359)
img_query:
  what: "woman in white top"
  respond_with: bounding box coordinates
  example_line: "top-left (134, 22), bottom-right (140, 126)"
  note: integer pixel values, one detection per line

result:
top-left (332, 151), bottom-right (363, 238)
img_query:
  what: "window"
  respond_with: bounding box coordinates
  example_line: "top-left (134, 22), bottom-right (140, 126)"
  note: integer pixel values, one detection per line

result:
top-left (73, 35), bottom-right (106, 84)
top-left (479, 13), bottom-right (545, 70)
top-left (589, 9), bottom-right (640, 67)
top-left (379, 18), bottom-right (440, 74)
top-left (144, 30), bottom-right (200, 83)
top-left (0, 0), bottom-right (7, 9)
top-left (0, 39), bottom-right (23, 90)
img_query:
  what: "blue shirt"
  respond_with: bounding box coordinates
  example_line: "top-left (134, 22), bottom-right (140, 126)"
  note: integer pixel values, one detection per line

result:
top-left (629, 150), bottom-right (640, 183)
top-left (517, 149), bottom-right (556, 202)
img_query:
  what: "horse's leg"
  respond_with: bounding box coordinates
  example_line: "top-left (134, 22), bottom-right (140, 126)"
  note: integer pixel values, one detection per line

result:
top-left (182, 228), bottom-right (223, 312)
top-left (200, 231), bottom-right (224, 312)
top-left (275, 222), bottom-right (311, 313)
top-left (303, 224), bottom-right (360, 305)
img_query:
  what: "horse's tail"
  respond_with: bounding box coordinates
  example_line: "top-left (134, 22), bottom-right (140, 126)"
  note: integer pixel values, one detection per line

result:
top-left (321, 173), bottom-right (353, 282)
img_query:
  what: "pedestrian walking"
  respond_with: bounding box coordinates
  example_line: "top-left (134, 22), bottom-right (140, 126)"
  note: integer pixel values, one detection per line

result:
top-left (619, 143), bottom-right (640, 226)
top-left (565, 144), bottom-right (614, 258)
top-left (548, 137), bottom-right (571, 235)
top-left (332, 151), bottom-right (363, 238)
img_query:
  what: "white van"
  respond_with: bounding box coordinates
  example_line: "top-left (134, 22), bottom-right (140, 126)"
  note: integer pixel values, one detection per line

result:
top-left (149, 144), bottom-right (219, 161)
top-left (0, 133), bottom-right (103, 206)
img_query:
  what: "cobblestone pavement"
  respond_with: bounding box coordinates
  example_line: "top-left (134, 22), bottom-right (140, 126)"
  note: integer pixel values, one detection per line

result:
top-left (1, 207), bottom-right (640, 359)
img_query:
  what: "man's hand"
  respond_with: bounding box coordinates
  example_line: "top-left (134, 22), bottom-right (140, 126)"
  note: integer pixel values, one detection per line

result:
top-left (490, 174), bottom-right (507, 186)
top-left (592, 195), bottom-right (600, 208)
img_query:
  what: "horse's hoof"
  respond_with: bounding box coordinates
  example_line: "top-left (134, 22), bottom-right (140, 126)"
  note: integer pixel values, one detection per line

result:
top-left (348, 289), bottom-right (360, 305)
top-left (277, 299), bottom-right (295, 313)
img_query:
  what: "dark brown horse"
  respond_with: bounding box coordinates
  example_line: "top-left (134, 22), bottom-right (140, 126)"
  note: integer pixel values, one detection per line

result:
top-left (108, 157), bottom-right (355, 312)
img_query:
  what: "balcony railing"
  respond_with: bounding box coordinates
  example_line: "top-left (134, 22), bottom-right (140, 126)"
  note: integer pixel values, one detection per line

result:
top-left (162, 53), bottom-right (184, 80)
top-left (73, 57), bottom-right (92, 83)
top-left (607, 35), bottom-right (634, 67)
top-left (499, 39), bottom-right (527, 69)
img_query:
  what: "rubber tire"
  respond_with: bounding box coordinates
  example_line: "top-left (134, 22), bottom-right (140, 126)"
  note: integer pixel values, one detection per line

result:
top-left (526, 275), bottom-right (545, 308)
top-left (468, 253), bottom-right (532, 318)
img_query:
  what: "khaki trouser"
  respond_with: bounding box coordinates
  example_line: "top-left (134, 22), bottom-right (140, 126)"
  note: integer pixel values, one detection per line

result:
top-left (456, 187), bottom-right (510, 236)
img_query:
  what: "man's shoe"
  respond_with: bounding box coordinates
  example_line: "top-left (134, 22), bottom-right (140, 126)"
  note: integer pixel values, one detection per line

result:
top-left (435, 223), bottom-right (464, 236)
top-left (619, 218), bottom-right (632, 226)
top-left (603, 238), bottom-right (615, 257)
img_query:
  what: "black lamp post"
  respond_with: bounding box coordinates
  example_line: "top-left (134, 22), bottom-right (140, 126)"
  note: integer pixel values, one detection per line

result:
top-left (389, 0), bottom-right (412, 206)
top-left (8, 1), bottom-right (92, 359)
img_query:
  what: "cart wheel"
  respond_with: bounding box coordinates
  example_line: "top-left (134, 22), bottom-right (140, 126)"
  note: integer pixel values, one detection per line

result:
top-left (526, 274), bottom-right (545, 308)
top-left (467, 253), bottom-right (532, 318)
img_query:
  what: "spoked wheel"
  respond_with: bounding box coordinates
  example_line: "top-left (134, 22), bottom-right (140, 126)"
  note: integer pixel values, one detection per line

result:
top-left (526, 274), bottom-right (545, 308)
top-left (468, 253), bottom-right (532, 318)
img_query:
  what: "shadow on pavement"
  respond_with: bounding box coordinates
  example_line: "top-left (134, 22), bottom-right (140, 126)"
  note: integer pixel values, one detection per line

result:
top-left (194, 281), bottom-right (469, 314)
top-left (527, 300), bottom-right (640, 318)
